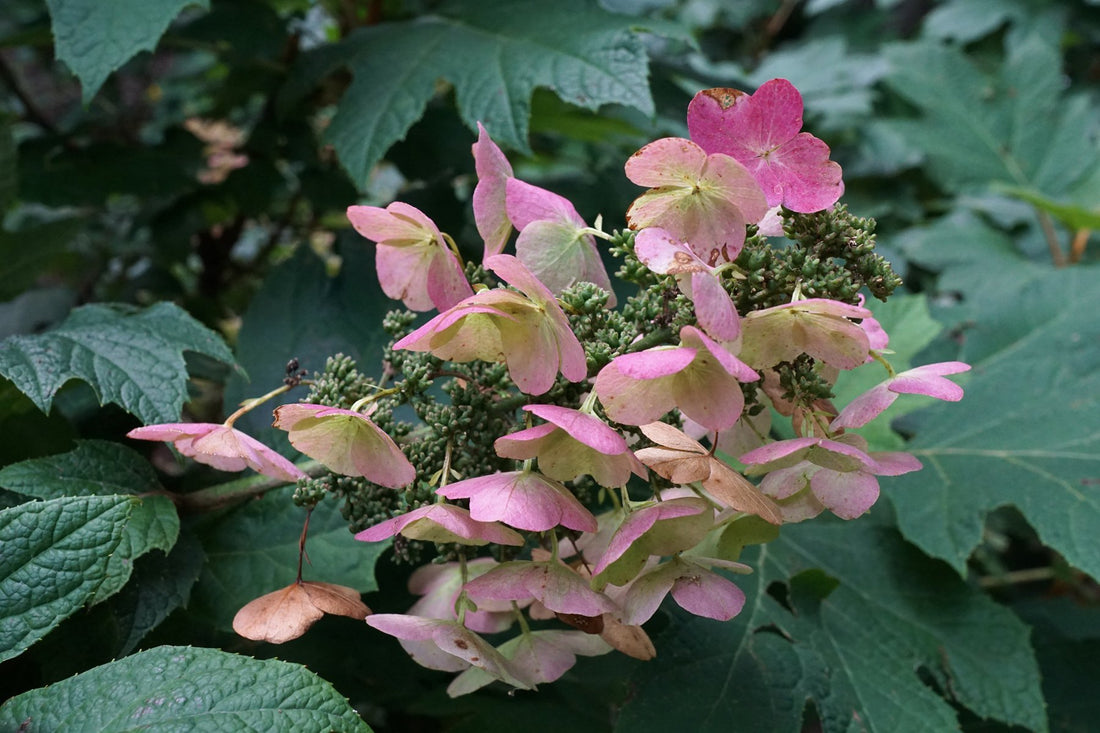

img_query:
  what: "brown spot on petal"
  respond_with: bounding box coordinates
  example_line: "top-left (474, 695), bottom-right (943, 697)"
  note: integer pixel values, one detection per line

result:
top-left (557, 612), bottom-right (605, 635)
top-left (673, 251), bottom-right (694, 265)
top-left (454, 639), bottom-right (469, 650)
top-left (702, 87), bottom-right (746, 110)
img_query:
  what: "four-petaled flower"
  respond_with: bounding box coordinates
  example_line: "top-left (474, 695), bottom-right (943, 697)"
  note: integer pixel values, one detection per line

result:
top-left (393, 254), bottom-right (586, 395)
top-left (347, 201), bottom-right (473, 312)
top-left (127, 422), bottom-right (305, 482)
top-left (832, 362), bottom-right (971, 429)
top-left (687, 80), bottom-right (844, 213)
top-left (625, 137), bottom-right (768, 263)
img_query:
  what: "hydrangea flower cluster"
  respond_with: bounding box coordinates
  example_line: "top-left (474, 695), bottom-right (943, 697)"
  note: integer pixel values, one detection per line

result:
top-left (127, 79), bottom-right (969, 695)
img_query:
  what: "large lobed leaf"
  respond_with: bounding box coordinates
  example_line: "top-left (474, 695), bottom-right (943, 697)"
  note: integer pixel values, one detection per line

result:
top-left (885, 264), bottom-right (1100, 581)
top-left (0, 645), bottom-right (370, 731)
top-left (0, 302), bottom-right (237, 425)
top-left (0, 495), bottom-right (142, 662)
top-left (883, 34), bottom-right (1099, 200)
top-left (45, 0), bottom-right (211, 103)
top-left (617, 509), bottom-right (1046, 732)
top-left (305, 0), bottom-right (655, 187)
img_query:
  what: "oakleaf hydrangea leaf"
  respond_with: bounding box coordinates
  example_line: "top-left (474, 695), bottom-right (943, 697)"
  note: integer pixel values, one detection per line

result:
top-left (886, 266), bottom-right (1100, 580)
top-left (0, 495), bottom-right (135, 662)
top-left (45, 0), bottom-right (211, 103)
top-left (0, 440), bottom-right (161, 500)
top-left (0, 645), bottom-right (370, 731)
top-left (617, 510), bottom-right (1045, 732)
top-left (319, 0), bottom-right (656, 186)
top-left (0, 302), bottom-right (238, 425)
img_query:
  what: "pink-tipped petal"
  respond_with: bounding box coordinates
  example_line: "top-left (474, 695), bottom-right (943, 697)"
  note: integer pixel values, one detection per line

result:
top-left (472, 123), bottom-right (514, 257)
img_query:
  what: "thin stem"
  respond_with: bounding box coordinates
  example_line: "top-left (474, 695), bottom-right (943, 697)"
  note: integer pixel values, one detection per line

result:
top-left (1038, 210), bottom-right (1067, 267)
top-left (224, 383), bottom-right (295, 426)
top-left (977, 566), bottom-right (1055, 588)
top-left (296, 508), bottom-right (313, 582)
top-left (169, 459), bottom-right (324, 513)
top-left (348, 385), bottom-right (401, 413)
top-left (1070, 228), bottom-right (1090, 265)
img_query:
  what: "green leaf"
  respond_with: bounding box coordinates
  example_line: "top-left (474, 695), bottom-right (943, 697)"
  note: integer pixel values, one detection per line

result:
top-left (883, 36), bottom-right (1100, 198)
top-left (0, 645), bottom-right (371, 731)
top-left (0, 440), bottom-right (163, 500)
top-left (189, 486), bottom-right (387, 630)
top-left (0, 495), bottom-right (133, 662)
top-left (321, 0), bottom-right (654, 187)
top-left (617, 509), bottom-right (1046, 732)
top-left (0, 302), bottom-right (238, 424)
top-left (44, 0), bottom-right (211, 103)
top-left (110, 530), bottom-right (204, 656)
top-left (886, 265), bottom-right (1100, 580)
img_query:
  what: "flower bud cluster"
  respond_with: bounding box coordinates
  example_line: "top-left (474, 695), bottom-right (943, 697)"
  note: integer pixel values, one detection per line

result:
top-left (125, 79), bottom-right (969, 696)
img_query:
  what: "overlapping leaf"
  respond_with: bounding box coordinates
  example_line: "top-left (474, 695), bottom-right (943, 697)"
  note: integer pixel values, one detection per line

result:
top-left (883, 35), bottom-right (1100, 199)
top-left (885, 265), bottom-right (1100, 580)
top-left (45, 0), bottom-right (211, 102)
top-left (617, 509), bottom-right (1046, 732)
top-left (0, 645), bottom-right (370, 731)
top-left (0, 302), bottom-right (237, 425)
top-left (290, 0), bottom-right (656, 187)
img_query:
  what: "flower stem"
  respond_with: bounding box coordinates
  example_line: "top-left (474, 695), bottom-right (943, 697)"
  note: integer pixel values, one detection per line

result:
top-left (224, 383), bottom-right (296, 427)
top-left (168, 459), bottom-right (324, 514)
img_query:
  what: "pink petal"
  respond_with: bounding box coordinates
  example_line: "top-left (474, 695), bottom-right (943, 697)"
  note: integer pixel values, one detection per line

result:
top-left (690, 270), bottom-right (740, 341)
top-left (810, 469), bottom-right (880, 519)
top-left (128, 422), bottom-right (214, 441)
top-left (472, 123), bottom-right (514, 258)
top-left (740, 436), bottom-right (821, 466)
top-left (831, 384), bottom-right (897, 430)
top-left (273, 403), bottom-right (415, 488)
top-left (624, 137), bottom-right (706, 187)
top-left (669, 563), bottom-right (746, 620)
top-left (890, 362), bottom-right (970, 400)
top-left (612, 346), bottom-right (697, 380)
top-left (505, 178), bottom-right (584, 230)
top-left (354, 504), bottom-right (524, 546)
top-left (150, 424), bottom-right (304, 482)
top-left (592, 498), bottom-right (709, 576)
top-left (514, 219), bottom-right (614, 305)
top-left (634, 228), bottom-right (707, 275)
top-left (524, 404), bottom-right (628, 455)
top-left (437, 470), bottom-right (598, 533)
top-left (406, 560), bottom-right (514, 634)
top-left (463, 561), bottom-right (616, 616)
top-left (764, 133), bottom-right (843, 213)
top-left (869, 451), bottom-right (922, 476)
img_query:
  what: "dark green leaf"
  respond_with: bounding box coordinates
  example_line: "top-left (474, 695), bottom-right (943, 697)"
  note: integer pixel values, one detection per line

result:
top-left (617, 509), bottom-right (1046, 732)
top-left (323, 0), bottom-right (654, 186)
top-left (0, 302), bottom-right (238, 424)
top-left (0, 495), bottom-right (134, 661)
top-left (189, 486), bottom-right (387, 630)
top-left (111, 530), bottom-right (204, 656)
top-left (883, 36), bottom-right (1099, 198)
top-left (44, 0), bottom-right (211, 102)
top-left (887, 265), bottom-right (1100, 581)
top-left (0, 645), bottom-right (371, 731)
top-left (0, 440), bottom-right (162, 500)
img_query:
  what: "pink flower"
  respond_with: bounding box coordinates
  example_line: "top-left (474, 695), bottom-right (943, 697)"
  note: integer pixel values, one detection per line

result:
top-left (831, 362), bottom-right (971, 429)
top-left (595, 325), bottom-right (758, 432)
top-left (272, 403), bottom-right (415, 489)
top-left (633, 227), bottom-right (740, 340)
top-left (494, 404), bottom-right (645, 488)
top-left (393, 254), bottom-right (586, 395)
top-left (346, 202), bottom-right (473, 312)
top-left (472, 122), bottom-right (515, 258)
top-left (633, 421), bottom-right (782, 524)
top-left (687, 80), bottom-right (844, 213)
top-left (127, 423), bottom-right (305, 482)
top-left (625, 137), bottom-right (768, 262)
top-left (742, 434), bottom-right (921, 519)
top-left (738, 297), bottom-right (871, 370)
top-left (448, 630), bottom-right (611, 696)
top-left (406, 560), bottom-right (515, 634)
top-left (463, 561), bottom-right (618, 617)
top-left (354, 503), bottom-right (524, 546)
top-left (590, 496), bottom-right (713, 586)
top-left (436, 469), bottom-right (598, 533)
top-left (620, 557), bottom-right (748, 625)
top-left (366, 614), bottom-right (530, 690)
top-left (506, 178), bottom-right (615, 305)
